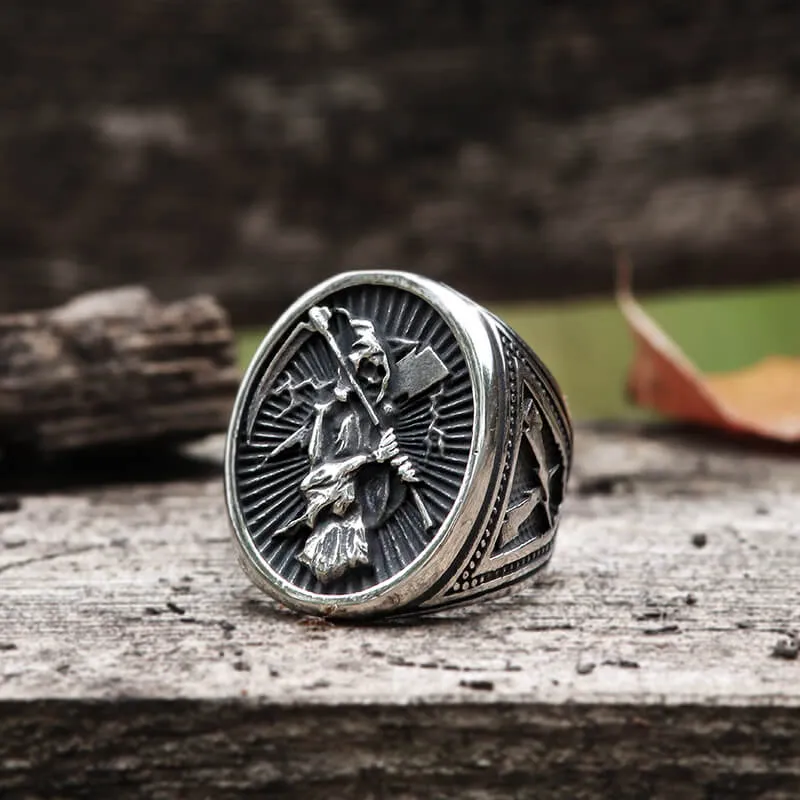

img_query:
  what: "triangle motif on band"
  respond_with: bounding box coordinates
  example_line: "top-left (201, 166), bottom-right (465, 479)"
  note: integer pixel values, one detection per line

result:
top-left (493, 386), bottom-right (560, 556)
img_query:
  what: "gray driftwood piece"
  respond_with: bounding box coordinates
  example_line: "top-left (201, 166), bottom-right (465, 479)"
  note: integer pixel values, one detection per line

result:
top-left (2, 2), bottom-right (800, 323)
top-left (1, 427), bottom-right (799, 798)
top-left (0, 287), bottom-right (238, 454)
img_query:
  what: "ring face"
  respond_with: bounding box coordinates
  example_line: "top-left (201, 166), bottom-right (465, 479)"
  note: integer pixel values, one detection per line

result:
top-left (225, 271), bottom-right (572, 619)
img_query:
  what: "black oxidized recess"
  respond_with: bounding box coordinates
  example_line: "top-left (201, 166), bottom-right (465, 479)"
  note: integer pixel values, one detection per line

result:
top-left (233, 284), bottom-right (475, 596)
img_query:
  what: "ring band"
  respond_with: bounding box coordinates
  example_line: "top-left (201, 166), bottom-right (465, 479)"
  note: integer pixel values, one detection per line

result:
top-left (225, 271), bottom-right (572, 619)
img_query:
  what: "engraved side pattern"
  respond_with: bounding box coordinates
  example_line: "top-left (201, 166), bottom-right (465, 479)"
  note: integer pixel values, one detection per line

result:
top-left (444, 333), bottom-right (568, 597)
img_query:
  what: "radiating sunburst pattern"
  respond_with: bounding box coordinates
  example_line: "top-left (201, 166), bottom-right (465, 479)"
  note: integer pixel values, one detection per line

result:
top-left (233, 284), bottom-right (475, 596)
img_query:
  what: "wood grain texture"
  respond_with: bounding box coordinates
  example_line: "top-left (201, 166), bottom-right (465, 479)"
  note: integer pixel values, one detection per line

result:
top-left (1, 427), bottom-right (799, 797)
top-left (0, 287), bottom-right (238, 454)
top-left (2, 2), bottom-right (800, 322)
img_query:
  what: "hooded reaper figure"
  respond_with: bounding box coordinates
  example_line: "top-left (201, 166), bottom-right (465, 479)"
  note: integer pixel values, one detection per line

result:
top-left (268, 308), bottom-right (425, 584)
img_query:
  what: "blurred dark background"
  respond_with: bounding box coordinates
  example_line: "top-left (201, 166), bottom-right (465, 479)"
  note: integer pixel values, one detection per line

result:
top-left (2, 0), bottom-right (800, 325)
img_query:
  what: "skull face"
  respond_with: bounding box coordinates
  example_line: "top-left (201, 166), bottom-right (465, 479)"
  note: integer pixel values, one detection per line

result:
top-left (347, 318), bottom-right (390, 403)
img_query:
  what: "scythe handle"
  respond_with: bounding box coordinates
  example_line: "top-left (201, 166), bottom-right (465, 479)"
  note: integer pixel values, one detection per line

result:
top-left (308, 306), bottom-right (434, 529)
top-left (308, 306), bottom-right (380, 427)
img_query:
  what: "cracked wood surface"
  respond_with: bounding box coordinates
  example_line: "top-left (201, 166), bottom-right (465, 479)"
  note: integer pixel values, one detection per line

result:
top-left (1, 427), bottom-right (799, 798)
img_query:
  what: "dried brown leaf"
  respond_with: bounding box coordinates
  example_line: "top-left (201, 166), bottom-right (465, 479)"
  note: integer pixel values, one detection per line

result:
top-left (616, 256), bottom-right (800, 442)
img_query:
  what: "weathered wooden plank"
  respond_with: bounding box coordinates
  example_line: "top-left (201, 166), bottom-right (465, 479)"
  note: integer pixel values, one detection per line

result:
top-left (1, 427), bottom-right (798, 797)
top-left (0, 287), bottom-right (238, 454)
top-left (2, 2), bottom-right (800, 322)
top-left (1, 703), bottom-right (799, 800)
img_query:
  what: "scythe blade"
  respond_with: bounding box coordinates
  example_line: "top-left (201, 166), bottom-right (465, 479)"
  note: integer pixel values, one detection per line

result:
top-left (245, 320), bottom-right (315, 441)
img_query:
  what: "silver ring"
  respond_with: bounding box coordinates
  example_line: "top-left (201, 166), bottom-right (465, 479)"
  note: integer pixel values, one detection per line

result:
top-left (225, 271), bottom-right (572, 619)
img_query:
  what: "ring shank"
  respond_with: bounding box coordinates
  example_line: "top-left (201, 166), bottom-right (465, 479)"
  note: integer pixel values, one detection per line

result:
top-left (417, 309), bottom-right (573, 613)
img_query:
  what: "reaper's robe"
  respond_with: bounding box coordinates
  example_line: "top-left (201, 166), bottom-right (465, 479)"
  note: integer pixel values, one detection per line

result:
top-left (294, 397), bottom-right (395, 583)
